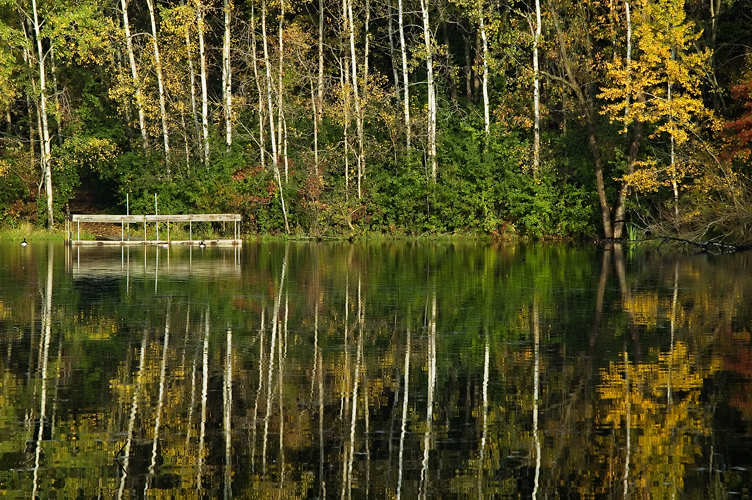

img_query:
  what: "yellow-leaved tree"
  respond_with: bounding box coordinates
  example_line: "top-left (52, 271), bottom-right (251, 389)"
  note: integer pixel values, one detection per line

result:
top-left (599, 0), bottom-right (718, 228)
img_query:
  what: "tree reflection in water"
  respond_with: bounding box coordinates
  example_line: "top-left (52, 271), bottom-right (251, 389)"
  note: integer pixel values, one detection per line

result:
top-left (0, 241), bottom-right (750, 498)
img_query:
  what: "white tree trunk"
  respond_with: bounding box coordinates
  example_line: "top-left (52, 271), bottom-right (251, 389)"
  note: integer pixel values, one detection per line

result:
top-left (31, 0), bottom-right (53, 228)
top-left (318, 0), bottom-right (325, 123)
top-left (480, 11), bottom-right (490, 136)
top-left (197, 0), bottom-right (210, 165)
top-left (278, 2), bottom-right (286, 180)
top-left (419, 0), bottom-right (437, 180)
top-left (223, 0), bottom-right (233, 149)
top-left (624, 0), bottom-right (631, 131)
top-left (121, 0), bottom-right (148, 148)
top-left (398, 0), bottom-right (410, 149)
top-left (146, 0), bottom-right (170, 168)
top-left (185, 17), bottom-right (201, 154)
top-left (262, 0), bottom-right (290, 233)
top-left (347, 0), bottom-right (364, 199)
top-left (533, 0), bottom-right (541, 175)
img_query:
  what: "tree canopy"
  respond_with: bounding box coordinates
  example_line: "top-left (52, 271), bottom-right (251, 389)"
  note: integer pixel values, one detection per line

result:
top-left (1, 0), bottom-right (751, 241)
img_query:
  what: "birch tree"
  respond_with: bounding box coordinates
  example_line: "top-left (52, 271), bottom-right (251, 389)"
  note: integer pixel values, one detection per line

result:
top-left (347, 0), bottom-right (364, 198)
top-left (262, 0), bottom-right (290, 232)
top-left (223, 0), bottom-right (233, 148)
top-left (398, 0), bottom-right (410, 148)
top-left (532, 0), bottom-right (541, 174)
top-left (599, 0), bottom-right (714, 235)
top-left (146, 0), bottom-right (171, 168)
top-left (196, 0), bottom-right (210, 164)
top-left (120, 0), bottom-right (148, 148)
top-left (30, 0), bottom-right (53, 227)
top-left (419, 0), bottom-right (437, 180)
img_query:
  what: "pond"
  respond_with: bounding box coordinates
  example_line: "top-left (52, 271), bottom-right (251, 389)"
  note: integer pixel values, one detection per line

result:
top-left (0, 241), bottom-right (750, 498)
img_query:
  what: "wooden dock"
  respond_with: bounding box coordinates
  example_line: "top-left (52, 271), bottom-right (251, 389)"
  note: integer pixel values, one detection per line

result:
top-left (67, 213), bottom-right (242, 246)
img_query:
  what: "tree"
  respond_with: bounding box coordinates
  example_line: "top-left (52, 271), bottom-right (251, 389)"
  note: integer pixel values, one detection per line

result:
top-left (600, 0), bottom-right (715, 230)
top-left (145, 0), bottom-right (170, 168)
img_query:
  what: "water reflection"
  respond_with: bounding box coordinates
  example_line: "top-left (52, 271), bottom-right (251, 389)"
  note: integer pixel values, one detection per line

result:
top-left (0, 241), bottom-right (751, 498)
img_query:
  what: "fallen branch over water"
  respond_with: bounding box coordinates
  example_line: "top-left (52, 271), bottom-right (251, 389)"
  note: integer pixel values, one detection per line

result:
top-left (656, 236), bottom-right (752, 254)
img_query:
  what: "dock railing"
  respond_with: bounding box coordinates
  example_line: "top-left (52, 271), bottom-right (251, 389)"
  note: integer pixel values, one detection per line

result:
top-left (67, 214), bottom-right (242, 246)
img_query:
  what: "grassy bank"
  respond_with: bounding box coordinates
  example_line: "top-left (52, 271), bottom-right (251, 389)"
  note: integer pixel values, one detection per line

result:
top-left (0, 222), bottom-right (66, 242)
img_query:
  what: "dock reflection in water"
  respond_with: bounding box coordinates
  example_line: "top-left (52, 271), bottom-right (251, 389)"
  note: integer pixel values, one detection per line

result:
top-left (0, 241), bottom-right (750, 498)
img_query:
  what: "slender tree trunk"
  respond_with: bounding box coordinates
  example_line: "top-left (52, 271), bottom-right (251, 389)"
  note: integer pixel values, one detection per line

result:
top-left (312, 79), bottom-right (319, 168)
top-left (339, 0), bottom-right (352, 199)
top-left (31, 0), bottom-right (53, 229)
top-left (146, 0), bottom-right (171, 170)
top-left (549, 0), bottom-right (613, 238)
top-left (185, 12), bottom-right (201, 157)
top-left (223, 0), bottom-right (233, 149)
top-left (250, 3), bottom-right (266, 170)
top-left (347, 0), bottom-right (364, 199)
top-left (121, 0), bottom-right (148, 148)
top-left (532, 0), bottom-right (541, 174)
top-left (668, 62), bottom-right (679, 222)
top-left (340, 55), bottom-right (351, 197)
top-left (197, 0), bottom-right (210, 164)
top-left (21, 23), bottom-right (38, 195)
top-left (318, 0), bottom-right (325, 122)
top-left (612, 93), bottom-right (644, 239)
top-left (480, 9), bottom-right (490, 136)
top-left (419, 0), bottom-right (437, 180)
top-left (278, 2), bottom-right (286, 180)
top-left (49, 48), bottom-right (62, 145)
top-left (181, 109), bottom-right (190, 173)
top-left (388, 0), bottom-right (400, 102)
top-left (398, 0), bottom-right (410, 149)
top-left (624, 0), bottom-right (631, 130)
top-left (262, 0), bottom-right (289, 233)
top-left (709, 0), bottom-right (722, 109)
top-left (364, 0), bottom-right (371, 96)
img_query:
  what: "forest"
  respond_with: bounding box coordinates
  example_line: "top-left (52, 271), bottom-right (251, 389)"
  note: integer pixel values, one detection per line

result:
top-left (1, 0), bottom-right (751, 240)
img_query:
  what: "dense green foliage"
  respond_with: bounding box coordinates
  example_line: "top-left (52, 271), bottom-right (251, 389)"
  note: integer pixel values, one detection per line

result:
top-left (1, 0), bottom-right (751, 239)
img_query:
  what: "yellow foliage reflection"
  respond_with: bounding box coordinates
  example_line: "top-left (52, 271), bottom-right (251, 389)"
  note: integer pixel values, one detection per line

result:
top-left (597, 342), bottom-right (720, 495)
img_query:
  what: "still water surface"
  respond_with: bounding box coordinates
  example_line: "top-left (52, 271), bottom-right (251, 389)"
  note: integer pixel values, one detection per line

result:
top-left (0, 241), bottom-right (751, 498)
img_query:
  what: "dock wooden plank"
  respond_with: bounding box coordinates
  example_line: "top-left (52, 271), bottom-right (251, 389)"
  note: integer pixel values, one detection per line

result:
top-left (72, 214), bottom-right (241, 223)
